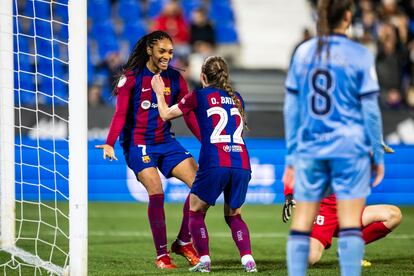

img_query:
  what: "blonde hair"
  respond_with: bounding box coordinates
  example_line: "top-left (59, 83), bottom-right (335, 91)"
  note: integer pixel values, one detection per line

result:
top-left (202, 56), bottom-right (248, 129)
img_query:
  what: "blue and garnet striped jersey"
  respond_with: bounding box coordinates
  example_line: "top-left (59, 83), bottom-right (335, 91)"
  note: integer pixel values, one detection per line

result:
top-left (106, 66), bottom-right (189, 148)
top-left (178, 87), bottom-right (250, 171)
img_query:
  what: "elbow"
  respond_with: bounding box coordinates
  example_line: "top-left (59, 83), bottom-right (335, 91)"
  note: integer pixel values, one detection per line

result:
top-left (160, 114), bottom-right (168, 121)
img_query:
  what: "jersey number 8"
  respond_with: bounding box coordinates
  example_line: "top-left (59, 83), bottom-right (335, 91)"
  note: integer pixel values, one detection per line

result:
top-left (207, 106), bottom-right (244, 145)
top-left (309, 69), bottom-right (335, 117)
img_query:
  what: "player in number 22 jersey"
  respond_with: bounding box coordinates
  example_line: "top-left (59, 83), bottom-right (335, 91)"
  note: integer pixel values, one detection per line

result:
top-left (152, 56), bottom-right (257, 273)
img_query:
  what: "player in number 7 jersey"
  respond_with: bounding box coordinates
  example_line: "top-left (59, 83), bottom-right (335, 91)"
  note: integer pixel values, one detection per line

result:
top-left (152, 56), bottom-right (257, 273)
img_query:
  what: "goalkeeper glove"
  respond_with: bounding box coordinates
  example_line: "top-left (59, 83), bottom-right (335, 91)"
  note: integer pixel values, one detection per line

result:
top-left (282, 194), bottom-right (296, 223)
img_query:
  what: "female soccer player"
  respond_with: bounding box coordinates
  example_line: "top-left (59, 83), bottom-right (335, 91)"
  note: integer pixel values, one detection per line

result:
top-left (308, 194), bottom-right (402, 266)
top-left (282, 190), bottom-right (402, 266)
top-left (96, 31), bottom-right (199, 269)
top-left (283, 1), bottom-right (385, 275)
top-left (151, 56), bottom-right (257, 273)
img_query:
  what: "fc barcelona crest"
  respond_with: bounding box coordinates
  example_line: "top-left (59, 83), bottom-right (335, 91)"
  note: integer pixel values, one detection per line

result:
top-left (164, 87), bottom-right (171, 95)
top-left (142, 155), bottom-right (151, 163)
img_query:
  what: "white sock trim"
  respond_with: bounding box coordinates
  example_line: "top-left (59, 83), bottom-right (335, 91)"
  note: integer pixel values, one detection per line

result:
top-left (157, 253), bottom-right (168, 260)
top-left (176, 239), bottom-right (191, 246)
top-left (241, 254), bottom-right (254, 265)
top-left (200, 255), bottom-right (211, 263)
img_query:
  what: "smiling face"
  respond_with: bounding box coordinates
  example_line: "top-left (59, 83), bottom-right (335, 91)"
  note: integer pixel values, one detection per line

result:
top-left (146, 38), bottom-right (174, 74)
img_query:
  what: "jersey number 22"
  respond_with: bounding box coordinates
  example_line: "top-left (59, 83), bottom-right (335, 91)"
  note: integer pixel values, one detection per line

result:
top-left (207, 106), bottom-right (244, 144)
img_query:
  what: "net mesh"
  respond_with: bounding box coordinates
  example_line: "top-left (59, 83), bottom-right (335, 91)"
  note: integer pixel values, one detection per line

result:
top-left (1, 0), bottom-right (70, 274)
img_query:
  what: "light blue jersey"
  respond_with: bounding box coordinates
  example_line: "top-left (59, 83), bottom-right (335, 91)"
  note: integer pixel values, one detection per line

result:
top-left (285, 34), bottom-right (382, 163)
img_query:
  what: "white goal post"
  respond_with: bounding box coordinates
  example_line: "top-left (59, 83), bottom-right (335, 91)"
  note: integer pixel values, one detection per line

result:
top-left (0, 0), bottom-right (87, 275)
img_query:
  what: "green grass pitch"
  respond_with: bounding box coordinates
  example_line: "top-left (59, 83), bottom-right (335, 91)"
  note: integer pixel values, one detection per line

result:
top-left (88, 203), bottom-right (414, 275)
top-left (1, 203), bottom-right (413, 275)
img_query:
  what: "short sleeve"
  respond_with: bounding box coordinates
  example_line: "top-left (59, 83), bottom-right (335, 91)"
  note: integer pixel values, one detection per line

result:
top-left (359, 51), bottom-right (380, 97)
top-left (178, 91), bottom-right (197, 114)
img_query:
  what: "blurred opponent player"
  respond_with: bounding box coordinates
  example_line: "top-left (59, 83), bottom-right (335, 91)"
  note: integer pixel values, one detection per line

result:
top-left (96, 31), bottom-right (199, 269)
top-left (152, 56), bottom-right (257, 273)
top-left (282, 189), bottom-right (402, 266)
top-left (283, 0), bottom-right (385, 275)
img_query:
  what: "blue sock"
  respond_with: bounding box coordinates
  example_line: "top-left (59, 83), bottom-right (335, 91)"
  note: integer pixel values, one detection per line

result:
top-left (287, 230), bottom-right (310, 276)
top-left (338, 228), bottom-right (364, 276)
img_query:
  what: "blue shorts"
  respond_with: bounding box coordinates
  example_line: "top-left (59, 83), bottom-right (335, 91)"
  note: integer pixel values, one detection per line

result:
top-left (191, 167), bottom-right (251, 209)
top-left (124, 139), bottom-right (192, 178)
top-left (294, 155), bottom-right (371, 202)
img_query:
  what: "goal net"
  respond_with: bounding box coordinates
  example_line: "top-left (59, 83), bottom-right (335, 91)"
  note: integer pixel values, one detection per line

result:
top-left (0, 0), bottom-right (87, 275)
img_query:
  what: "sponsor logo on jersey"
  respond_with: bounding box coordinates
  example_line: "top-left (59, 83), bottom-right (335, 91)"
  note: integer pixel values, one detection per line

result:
top-left (222, 145), bottom-right (243, 153)
top-left (164, 87), bottom-right (171, 95)
top-left (142, 155), bottom-right (151, 163)
top-left (141, 100), bottom-right (151, 110)
top-left (117, 75), bottom-right (127, 87)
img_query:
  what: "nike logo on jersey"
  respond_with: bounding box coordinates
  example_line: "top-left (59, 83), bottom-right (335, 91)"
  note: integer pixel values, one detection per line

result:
top-left (185, 152), bottom-right (190, 155)
top-left (142, 88), bottom-right (151, 92)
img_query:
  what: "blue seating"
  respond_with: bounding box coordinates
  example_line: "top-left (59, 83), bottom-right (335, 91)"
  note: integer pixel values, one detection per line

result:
top-left (147, 0), bottom-right (165, 18)
top-left (117, 0), bottom-right (142, 21)
top-left (215, 22), bottom-right (238, 44)
top-left (88, 0), bottom-right (111, 21)
top-left (91, 20), bottom-right (119, 59)
top-left (122, 21), bottom-right (147, 48)
top-left (181, 0), bottom-right (203, 20)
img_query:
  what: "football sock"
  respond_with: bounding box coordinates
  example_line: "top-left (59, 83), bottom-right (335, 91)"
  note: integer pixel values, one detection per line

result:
top-left (189, 211), bottom-right (209, 257)
top-left (362, 222), bottom-right (391, 244)
top-left (338, 228), bottom-right (364, 276)
top-left (225, 215), bottom-right (252, 257)
top-left (148, 194), bottom-right (168, 257)
top-left (241, 254), bottom-right (255, 266)
top-left (287, 230), bottom-right (310, 276)
top-left (177, 194), bottom-right (191, 243)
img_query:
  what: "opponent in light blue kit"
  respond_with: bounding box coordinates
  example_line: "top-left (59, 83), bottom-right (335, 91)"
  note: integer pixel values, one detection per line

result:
top-left (152, 56), bottom-right (257, 273)
top-left (283, 1), bottom-right (385, 276)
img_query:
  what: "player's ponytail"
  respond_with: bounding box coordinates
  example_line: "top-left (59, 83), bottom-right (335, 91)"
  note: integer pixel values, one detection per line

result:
top-left (202, 56), bottom-right (248, 130)
top-left (316, 0), bottom-right (354, 57)
top-left (113, 31), bottom-right (172, 95)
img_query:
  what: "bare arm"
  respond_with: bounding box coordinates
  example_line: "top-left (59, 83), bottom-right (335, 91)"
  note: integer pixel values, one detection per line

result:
top-left (151, 75), bottom-right (183, 121)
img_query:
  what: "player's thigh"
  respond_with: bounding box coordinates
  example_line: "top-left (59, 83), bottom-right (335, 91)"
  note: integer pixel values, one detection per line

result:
top-left (330, 155), bottom-right (371, 200)
top-left (157, 140), bottom-right (197, 185)
top-left (295, 157), bottom-right (331, 202)
top-left (137, 167), bottom-right (163, 195)
top-left (223, 169), bottom-right (251, 210)
top-left (170, 157), bottom-right (198, 188)
top-left (337, 198), bottom-right (365, 228)
top-left (362, 204), bottom-right (402, 230)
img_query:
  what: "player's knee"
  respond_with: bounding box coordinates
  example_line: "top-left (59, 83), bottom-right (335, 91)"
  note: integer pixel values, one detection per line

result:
top-left (308, 250), bottom-right (322, 266)
top-left (385, 205), bottom-right (402, 230)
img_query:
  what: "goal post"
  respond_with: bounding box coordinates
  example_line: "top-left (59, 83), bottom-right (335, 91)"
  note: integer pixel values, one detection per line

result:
top-left (0, 0), bottom-right (16, 251)
top-left (68, 0), bottom-right (88, 275)
top-left (0, 0), bottom-right (88, 274)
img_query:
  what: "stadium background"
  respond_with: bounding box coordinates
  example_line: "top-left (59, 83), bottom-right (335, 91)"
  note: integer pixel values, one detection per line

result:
top-left (14, 0), bottom-right (414, 204)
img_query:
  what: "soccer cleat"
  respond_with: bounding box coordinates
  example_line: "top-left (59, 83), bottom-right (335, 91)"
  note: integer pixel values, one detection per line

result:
top-left (189, 261), bottom-right (211, 272)
top-left (243, 261), bottom-right (258, 272)
top-left (155, 255), bottom-right (177, 269)
top-left (171, 240), bottom-right (200, 266)
top-left (361, 259), bottom-right (372, 267)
